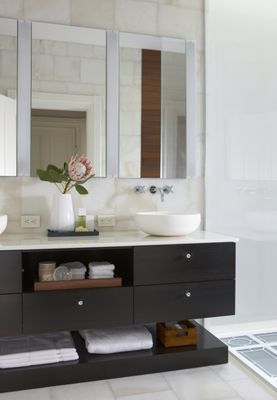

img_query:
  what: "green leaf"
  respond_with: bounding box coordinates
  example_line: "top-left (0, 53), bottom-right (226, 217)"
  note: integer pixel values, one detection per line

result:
top-left (48, 169), bottom-right (67, 183)
top-left (75, 184), bottom-right (88, 195)
top-left (78, 173), bottom-right (95, 184)
top-left (46, 164), bottom-right (63, 174)
top-left (36, 169), bottom-right (50, 181)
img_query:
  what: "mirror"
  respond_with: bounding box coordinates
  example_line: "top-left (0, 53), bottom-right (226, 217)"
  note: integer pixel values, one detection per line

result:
top-left (119, 32), bottom-right (187, 178)
top-left (31, 22), bottom-right (106, 177)
top-left (0, 18), bottom-right (17, 176)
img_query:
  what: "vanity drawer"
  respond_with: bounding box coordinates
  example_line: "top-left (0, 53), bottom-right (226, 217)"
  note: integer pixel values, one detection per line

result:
top-left (134, 280), bottom-right (235, 324)
top-left (0, 251), bottom-right (22, 293)
top-left (0, 294), bottom-right (22, 336)
top-left (134, 243), bottom-right (235, 285)
top-left (23, 287), bottom-right (133, 334)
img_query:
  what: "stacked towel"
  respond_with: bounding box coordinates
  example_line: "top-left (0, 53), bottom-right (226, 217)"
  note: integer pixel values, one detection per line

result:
top-left (59, 261), bottom-right (87, 280)
top-left (0, 332), bottom-right (78, 369)
top-left (88, 261), bottom-right (115, 279)
top-left (80, 326), bottom-right (153, 354)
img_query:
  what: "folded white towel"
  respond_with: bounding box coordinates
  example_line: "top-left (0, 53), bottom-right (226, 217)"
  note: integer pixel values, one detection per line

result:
top-left (88, 262), bottom-right (115, 272)
top-left (0, 332), bottom-right (79, 369)
top-left (0, 351), bottom-right (79, 369)
top-left (80, 326), bottom-right (153, 354)
top-left (89, 270), bottom-right (114, 276)
top-left (89, 272), bottom-right (114, 279)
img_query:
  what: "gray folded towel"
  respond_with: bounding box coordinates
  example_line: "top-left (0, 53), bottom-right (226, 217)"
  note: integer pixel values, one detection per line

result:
top-left (80, 326), bottom-right (153, 354)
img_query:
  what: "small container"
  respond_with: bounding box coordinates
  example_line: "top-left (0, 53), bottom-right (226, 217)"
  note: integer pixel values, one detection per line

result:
top-left (156, 320), bottom-right (197, 348)
top-left (38, 261), bottom-right (56, 282)
top-left (53, 266), bottom-right (72, 281)
top-left (86, 215), bottom-right (95, 231)
top-left (75, 208), bottom-right (87, 232)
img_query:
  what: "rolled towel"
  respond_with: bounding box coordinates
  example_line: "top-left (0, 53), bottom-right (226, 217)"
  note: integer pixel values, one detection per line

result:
top-left (80, 326), bottom-right (153, 354)
top-left (59, 261), bottom-right (87, 273)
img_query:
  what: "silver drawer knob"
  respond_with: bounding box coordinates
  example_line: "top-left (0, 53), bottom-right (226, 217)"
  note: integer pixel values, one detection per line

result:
top-left (185, 291), bottom-right (191, 298)
top-left (185, 253), bottom-right (192, 259)
top-left (78, 300), bottom-right (84, 306)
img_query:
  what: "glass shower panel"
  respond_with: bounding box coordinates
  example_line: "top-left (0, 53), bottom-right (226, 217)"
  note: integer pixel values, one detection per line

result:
top-left (205, 0), bottom-right (277, 330)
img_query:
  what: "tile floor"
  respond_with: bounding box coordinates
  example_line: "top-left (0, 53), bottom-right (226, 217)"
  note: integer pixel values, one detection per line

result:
top-left (0, 356), bottom-right (276, 400)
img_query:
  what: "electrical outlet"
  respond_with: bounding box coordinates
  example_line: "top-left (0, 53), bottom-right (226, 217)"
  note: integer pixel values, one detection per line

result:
top-left (97, 214), bottom-right (116, 227)
top-left (21, 215), bottom-right (41, 228)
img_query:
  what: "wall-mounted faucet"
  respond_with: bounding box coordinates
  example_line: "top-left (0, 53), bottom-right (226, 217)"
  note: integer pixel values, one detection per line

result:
top-left (149, 185), bottom-right (174, 202)
top-left (134, 185), bottom-right (146, 194)
top-left (134, 185), bottom-right (173, 202)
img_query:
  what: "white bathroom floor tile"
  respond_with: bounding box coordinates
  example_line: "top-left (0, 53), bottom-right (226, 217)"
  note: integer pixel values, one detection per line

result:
top-left (49, 380), bottom-right (115, 400)
top-left (0, 388), bottom-right (51, 400)
top-left (163, 366), bottom-right (238, 400)
top-left (108, 373), bottom-right (169, 397)
top-left (227, 378), bottom-right (277, 400)
top-left (210, 358), bottom-right (250, 382)
top-left (115, 390), bottom-right (178, 400)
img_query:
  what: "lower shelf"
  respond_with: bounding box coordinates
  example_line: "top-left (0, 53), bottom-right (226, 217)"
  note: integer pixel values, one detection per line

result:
top-left (0, 321), bottom-right (228, 393)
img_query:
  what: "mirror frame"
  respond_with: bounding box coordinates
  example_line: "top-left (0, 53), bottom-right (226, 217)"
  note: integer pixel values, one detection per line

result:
top-left (13, 19), bottom-right (197, 178)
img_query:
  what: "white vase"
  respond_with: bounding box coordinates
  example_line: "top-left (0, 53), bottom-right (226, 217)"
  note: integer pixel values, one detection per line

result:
top-left (50, 193), bottom-right (75, 231)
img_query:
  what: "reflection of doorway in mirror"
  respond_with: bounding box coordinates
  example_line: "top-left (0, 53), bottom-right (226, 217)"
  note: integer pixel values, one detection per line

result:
top-left (31, 92), bottom-right (103, 177)
top-left (31, 110), bottom-right (86, 176)
top-left (0, 94), bottom-right (16, 176)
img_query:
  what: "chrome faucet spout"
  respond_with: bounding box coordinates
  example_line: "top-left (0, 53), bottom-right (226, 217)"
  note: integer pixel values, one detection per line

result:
top-left (158, 187), bottom-right (165, 202)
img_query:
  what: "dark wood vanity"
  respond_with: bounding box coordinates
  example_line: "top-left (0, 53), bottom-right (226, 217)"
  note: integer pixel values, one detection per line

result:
top-left (0, 239), bottom-right (236, 392)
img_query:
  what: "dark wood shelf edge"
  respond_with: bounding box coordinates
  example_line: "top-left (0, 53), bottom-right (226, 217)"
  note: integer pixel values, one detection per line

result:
top-left (0, 322), bottom-right (228, 393)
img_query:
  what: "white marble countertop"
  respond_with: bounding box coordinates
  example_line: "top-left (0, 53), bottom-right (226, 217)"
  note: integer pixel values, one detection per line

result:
top-left (0, 230), bottom-right (238, 251)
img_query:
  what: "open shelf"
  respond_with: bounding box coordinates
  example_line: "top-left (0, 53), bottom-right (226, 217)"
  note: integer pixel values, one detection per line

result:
top-left (22, 247), bottom-right (134, 292)
top-left (0, 321), bottom-right (228, 393)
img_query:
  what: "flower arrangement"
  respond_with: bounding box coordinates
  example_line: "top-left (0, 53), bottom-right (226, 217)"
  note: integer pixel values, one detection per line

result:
top-left (37, 154), bottom-right (94, 195)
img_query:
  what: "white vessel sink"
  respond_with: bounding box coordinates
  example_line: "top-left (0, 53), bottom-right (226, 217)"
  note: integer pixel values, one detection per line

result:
top-left (135, 212), bottom-right (201, 236)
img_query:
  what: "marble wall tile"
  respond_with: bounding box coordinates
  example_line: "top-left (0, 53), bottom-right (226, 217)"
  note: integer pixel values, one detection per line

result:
top-left (115, 0), bottom-right (158, 35)
top-left (0, 0), bottom-right (205, 233)
top-left (0, 50), bottom-right (16, 78)
top-left (158, 5), bottom-right (204, 50)
top-left (54, 56), bottom-right (80, 82)
top-left (23, 0), bottom-right (71, 24)
top-left (0, 0), bottom-right (23, 18)
top-left (80, 58), bottom-right (105, 84)
top-left (32, 54), bottom-right (54, 81)
top-left (71, 0), bottom-right (115, 29)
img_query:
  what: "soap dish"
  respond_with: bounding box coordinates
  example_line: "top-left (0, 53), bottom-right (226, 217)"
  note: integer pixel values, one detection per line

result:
top-left (47, 229), bottom-right (99, 237)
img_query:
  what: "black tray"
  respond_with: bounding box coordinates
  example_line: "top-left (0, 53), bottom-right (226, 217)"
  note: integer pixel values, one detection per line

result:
top-left (47, 229), bottom-right (99, 237)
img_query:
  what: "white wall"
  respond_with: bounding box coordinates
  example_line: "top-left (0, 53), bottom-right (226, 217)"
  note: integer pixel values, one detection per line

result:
top-left (0, 0), bottom-right (204, 233)
top-left (206, 0), bottom-right (277, 326)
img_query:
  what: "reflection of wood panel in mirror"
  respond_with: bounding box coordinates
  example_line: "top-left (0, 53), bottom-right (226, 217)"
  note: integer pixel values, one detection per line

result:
top-left (141, 50), bottom-right (161, 178)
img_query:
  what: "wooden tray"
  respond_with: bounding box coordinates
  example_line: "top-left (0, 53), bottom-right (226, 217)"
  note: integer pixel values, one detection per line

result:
top-left (34, 277), bottom-right (122, 291)
top-left (47, 229), bottom-right (99, 237)
top-left (157, 320), bottom-right (197, 348)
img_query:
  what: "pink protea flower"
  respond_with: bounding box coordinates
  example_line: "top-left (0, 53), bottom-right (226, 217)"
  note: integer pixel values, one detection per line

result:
top-left (68, 154), bottom-right (93, 182)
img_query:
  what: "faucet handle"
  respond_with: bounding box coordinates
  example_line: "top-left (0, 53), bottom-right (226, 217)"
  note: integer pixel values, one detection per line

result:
top-left (163, 185), bottom-right (174, 194)
top-left (149, 185), bottom-right (157, 194)
top-left (134, 185), bottom-right (146, 194)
